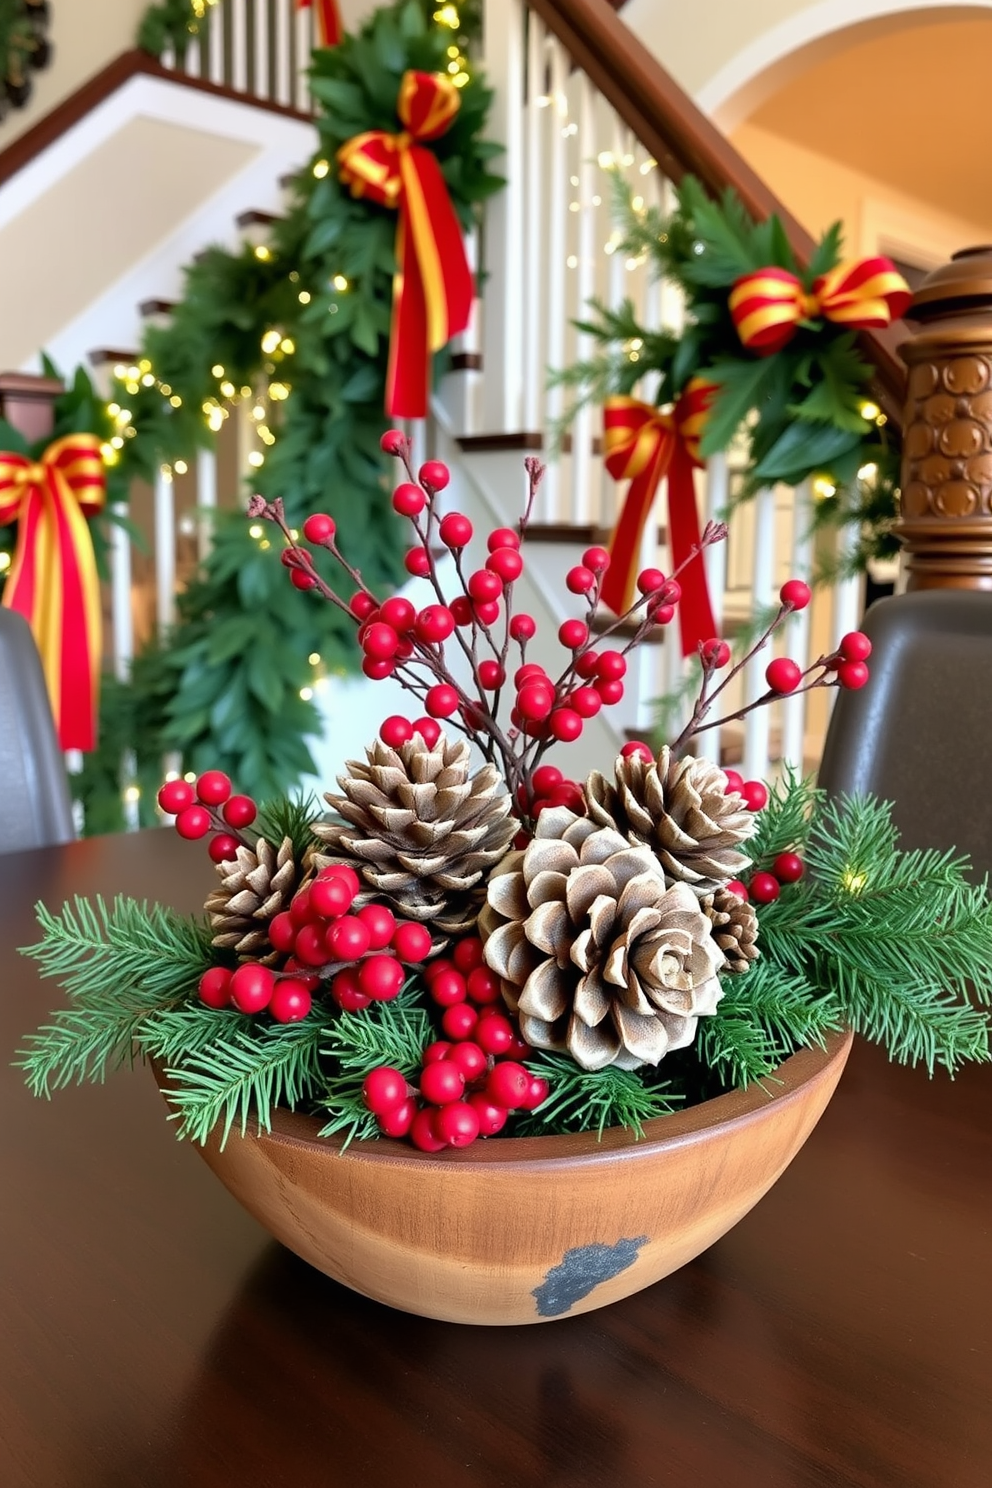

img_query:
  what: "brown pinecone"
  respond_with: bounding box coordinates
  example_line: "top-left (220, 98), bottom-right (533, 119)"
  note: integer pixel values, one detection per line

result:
top-left (585, 746), bottom-right (754, 896)
top-left (479, 806), bottom-right (725, 1071)
top-left (204, 835), bottom-right (298, 962)
top-left (702, 887), bottom-right (759, 974)
top-left (312, 732), bottom-right (516, 937)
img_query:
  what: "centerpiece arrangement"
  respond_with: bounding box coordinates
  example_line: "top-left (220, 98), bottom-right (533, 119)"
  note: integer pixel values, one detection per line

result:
top-left (18, 440), bottom-right (992, 1323)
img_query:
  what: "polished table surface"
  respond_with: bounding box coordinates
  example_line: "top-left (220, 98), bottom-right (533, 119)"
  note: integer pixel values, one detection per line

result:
top-left (1, 830), bottom-right (990, 1488)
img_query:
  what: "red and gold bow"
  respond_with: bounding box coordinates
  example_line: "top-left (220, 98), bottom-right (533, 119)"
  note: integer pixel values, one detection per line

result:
top-left (600, 380), bottom-right (718, 657)
top-left (337, 70), bottom-right (474, 417)
top-left (0, 435), bottom-right (106, 751)
top-left (297, 0), bottom-right (343, 48)
top-left (730, 257), bottom-right (912, 355)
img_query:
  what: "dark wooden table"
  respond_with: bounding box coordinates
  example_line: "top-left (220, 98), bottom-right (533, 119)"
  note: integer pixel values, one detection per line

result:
top-left (1, 831), bottom-right (990, 1488)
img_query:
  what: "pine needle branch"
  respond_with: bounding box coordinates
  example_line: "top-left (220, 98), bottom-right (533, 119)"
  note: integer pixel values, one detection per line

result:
top-left (514, 1052), bottom-right (681, 1139)
top-left (315, 988), bottom-right (431, 1149)
top-left (697, 961), bottom-right (841, 1090)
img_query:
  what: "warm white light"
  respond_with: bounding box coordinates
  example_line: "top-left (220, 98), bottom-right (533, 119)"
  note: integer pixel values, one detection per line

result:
top-left (312, 158), bottom-right (330, 178)
top-left (298, 290), bottom-right (311, 304)
top-left (248, 451), bottom-right (264, 468)
top-left (299, 686), bottom-right (314, 701)
top-left (248, 523), bottom-right (264, 539)
top-left (261, 329), bottom-right (282, 354)
top-left (174, 459), bottom-right (188, 475)
top-left (308, 652), bottom-right (321, 665)
top-left (332, 274), bottom-right (349, 291)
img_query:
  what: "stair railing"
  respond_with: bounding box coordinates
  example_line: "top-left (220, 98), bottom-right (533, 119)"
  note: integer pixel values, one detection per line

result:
top-left (158, 0), bottom-right (313, 113)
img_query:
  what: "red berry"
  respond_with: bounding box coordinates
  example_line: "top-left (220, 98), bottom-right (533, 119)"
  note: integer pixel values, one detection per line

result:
top-left (331, 968), bottom-right (371, 1012)
top-left (208, 833), bottom-right (240, 864)
top-left (380, 429), bottom-right (406, 455)
top-left (451, 595), bottom-right (474, 627)
top-left (546, 783), bottom-right (584, 813)
top-left (741, 780), bottom-right (769, 812)
top-left (773, 852), bottom-right (804, 883)
top-left (582, 546), bottom-right (610, 573)
top-left (468, 569), bottom-right (502, 604)
top-left (269, 981), bottom-right (312, 1023)
top-left (309, 875), bottom-right (356, 919)
top-left (466, 966), bottom-right (500, 1005)
top-left (570, 686), bottom-right (602, 718)
top-left (549, 708), bottom-right (583, 742)
top-left (379, 596), bottom-right (415, 633)
top-left (303, 513), bottom-right (335, 545)
top-left (452, 937), bottom-right (485, 974)
top-left (229, 963), bottom-right (276, 1014)
top-left (290, 569), bottom-right (316, 591)
top-left (289, 887), bottom-right (316, 927)
top-left (222, 794), bottom-right (257, 829)
top-left (781, 579), bottom-right (811, 610)
top-left (596, 650), bottom-right (627, 682)
top-left (419, 460), bottom-right (449, 491)
top-left (392, 922), bottom-right (433, 962)
top-left (404, 547), bottom-right (431, 577)
top-left (362, 622), bottom-right (399, 660)
top-left (487, 1060), bottom-right (531, 1109)
top-left (505, 1033), bottom-right (531, 1061)
top-left (363, 658), bottom-right (395, 681)
top-left (477, 660), bottom-right (505, 690)
top-left (425, 684), bottom-right (459, 718)
top-left (435, 1101), bottom-right (480, 1148)
top-left (294, 923), bottom-right (330, 967)
top-left (559, 619), bottom-right (589, 649)
top-left (357, 903), bottom-right (395, 950)
top-left (531, 765), bottom-right (563, 795)
top-left (380, 715), bottom-right (414, 748)
top-left (378, 1098), bottom-right (417, 1138)
top-left (515, 663), bottom-right (546, 686)
top-left (509, 613), bottom-right (536, 641)
top-left (488, 527), bottom-right (520, 552)
top-left (412, 716), bottom-right (442, 747)
top-left (840, 631), bottom-right (872, 662)
top-left (620, 740), bottom-right (653, 763)
top-left (518, 1075), bottom-right (550, 1111)
top-left (319, 863), bottom-right (361, 895)
top-left (198, 967), bottom-right (232, 1009)
top-left (447, 1041), bottom-right (488, 1080)
top-left (468, 1093), bottom-right (508, 1136)
top-left (725, 879), bottom-right (749, 900)
top-left (766, 657), bottom-right (802, 694)
top-left (575, 650), bottom-right (600, 678)
top-left (637, 567), bottom-right (666, 595)
top-left (701, 638), bottom-right (731, 669)
top-left (422, 1041), bottom-right (452, 1065)
top-left (596, 679), bottom-right (624, 706)
top-left (566, 565), bottom-right (596, 594)
top-left (196, 770), bottom-right (231, 806)
top-left (486, 548), bottom-right (523, 583)
top-left (268, 912), bottom-right (297, 954)
top-left (420, 1061), bottom-right (465, 1106)
top-left (517, 681), bottom-right (555, 721)
top-left (409, 1108), bottom-right (448, 1151)
top-left (175, 805), bottom-right (212, 840)
top-left (837, 659), bottom-right (870, 690)
top-left (349, 591), bottom-right (376, 620)
top-left (441, 1003), bottom-right (478, 1040)
top-left (749, 871), bottom-right (781, 904)
top-left (649, 602), bottom-right (675, 626)
top-left (723, 769), bottom-right (744, 794)
top-left (157, 778), bottom-right (193, 815)
top-left (392, 482), bottom-right (426, 517)
top-left (439, 512), bottom-right (473, 548)
top-left (475, 1012), bottom-right (514, 1055)
top-left (660, 579), bottom-right (682, 606)
top-left (326, 915), bottom-right (371, 961)
top-left (416, 605), bottom-right (455, 643)
top-left (473, 599), bottom-right (501, 625)
top-left (358, 955), bottom-right (405, 1002)
top-left (363, 1067), bottom-right (409, 1115)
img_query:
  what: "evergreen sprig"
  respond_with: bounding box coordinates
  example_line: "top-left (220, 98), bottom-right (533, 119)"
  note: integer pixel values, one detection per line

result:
top-left (317, 988), bottom-right (431, 1146)
top-left (514, 1053), bottom-right (681, 1139)
top-left (698, 959), bottom-right (840, 1089)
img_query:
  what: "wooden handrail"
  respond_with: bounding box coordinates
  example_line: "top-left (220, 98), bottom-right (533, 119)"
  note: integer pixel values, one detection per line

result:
top-left (529, 0), bottom-right (907, 419)
top-left (0, 49), bottom-right (311, 191)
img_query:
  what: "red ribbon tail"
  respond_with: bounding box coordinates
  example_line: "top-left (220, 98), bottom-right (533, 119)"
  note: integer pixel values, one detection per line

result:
top-left (601, 456), bottom-right (667, 616)
top-left (385, 214), bottom-right (429, 419)
top-left (667, 441), bottom-right (717, 658)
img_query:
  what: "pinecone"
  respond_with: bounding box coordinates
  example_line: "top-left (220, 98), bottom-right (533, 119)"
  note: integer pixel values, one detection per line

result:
top-left (479, 806), bottom-right (725, 1071)
top-left (312, 732), bottom-right (517, 937)
top-left (585, 746), bottom-right (754, 896)
top-left (204, 835), bottom-right (298, 961)
top-left (702, 887), bottom-right (759, 974)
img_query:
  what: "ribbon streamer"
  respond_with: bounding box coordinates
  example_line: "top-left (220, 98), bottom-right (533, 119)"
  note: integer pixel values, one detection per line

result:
top-left (338, 70), bottom-right (474, 417)
top-left (297, 0), bottom-right (343, 48)
top-left (730, 257), bottom-right (912, 355)
top-left (0, 435), bottom-right (106, 751)
top-left (600, 381), bottom-right (718, 658)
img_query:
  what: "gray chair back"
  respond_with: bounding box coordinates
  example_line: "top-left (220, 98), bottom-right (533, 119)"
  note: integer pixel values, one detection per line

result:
top-left (0, 608), bottom-right (75, 851)
top-left (817, 589), bottom-right (992, 878)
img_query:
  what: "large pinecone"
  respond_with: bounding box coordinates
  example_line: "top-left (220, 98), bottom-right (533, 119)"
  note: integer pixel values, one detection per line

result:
top-left (204, 835), bottom-right (298, 961)
top-left (479, 806), bottom-right (725, 1071)
top-left (702, 887), bottom-right (759, 974)
top-left (312, 732), bottom-right (517, 937)
top-left (585, 746), bottom-right (754, 897)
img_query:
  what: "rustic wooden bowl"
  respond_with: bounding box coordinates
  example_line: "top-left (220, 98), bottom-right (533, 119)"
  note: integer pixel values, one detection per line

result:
top-left (159, 1029), bottom-right (852, 1326)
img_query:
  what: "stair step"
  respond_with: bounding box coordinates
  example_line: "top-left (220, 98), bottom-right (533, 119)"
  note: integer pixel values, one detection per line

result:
top-left (138, 297), bottom-right (176, 318)
top-left (450, 352), bottom-right (482, 372)
top-left (88, 347), bottom-right (140, 368)
top-left (235, 209), bottom-right (279, 229)
top-left (524, 522), bottom-right (666, 548)
top-left (591, 613), bottom-right (668, 645)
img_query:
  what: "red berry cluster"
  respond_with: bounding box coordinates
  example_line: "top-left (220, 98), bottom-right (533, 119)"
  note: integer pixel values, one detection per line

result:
top-left (727, 850), bottom-right (805, 906)
top-left (197, 962), bottom-right (314, 1023)
top-left (362, 938), bottom-right (549, 1150)
top-left (157, 771), bottom-right (258, 863)
top-left (722, 768), bottom-right (770, 814)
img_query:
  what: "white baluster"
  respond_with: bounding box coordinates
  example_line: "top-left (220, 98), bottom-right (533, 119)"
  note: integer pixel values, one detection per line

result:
top-left (782, 480), bottom-right (813, 770)
top-left (743, 485), bottom-right (776, 782)
top-left (275, 0), bottom-right (293, 106)
top-left (208, 0), bottom-right (225, 84)
top-left (481, 0), bottom-right (524, 433)
top-left (110, 502), bottom-right (133, 682)
top-left (197, 446), bottom-right (218, 560)
top-left (155, 467), bottom-right (177, 636)
top-left (184, 37), bottom-right (202, 79)
top-left (231, 0), bottom-right (249, 92)
top-left (295, 0), bottom-right (311, 113)
top-left (541, 37), bottom-right (568, 521)
top-left (832, 524), bottom-right (864, 643)
top-left (160, 43), bottom-right (176, 71)
top-left (570, 73), bottom-right (596, 524)
top-left (522, 14), bottom-right (544, 434)
top-left (693, 452), bottom-right (729, 763)
top-left (254, 0), bottom-right (271, 98)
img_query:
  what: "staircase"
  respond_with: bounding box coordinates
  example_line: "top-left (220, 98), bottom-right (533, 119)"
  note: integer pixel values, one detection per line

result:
top-left (0, 0), bottom-right (910, 805)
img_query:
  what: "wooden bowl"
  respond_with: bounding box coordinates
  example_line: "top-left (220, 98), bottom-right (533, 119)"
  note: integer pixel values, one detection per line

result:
top-left (161, 1030), bottom-right (852, 1326)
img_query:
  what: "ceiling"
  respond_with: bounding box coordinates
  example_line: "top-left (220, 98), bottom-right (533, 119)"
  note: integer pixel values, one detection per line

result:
top-left (744, 16), bottom-right (992, 227)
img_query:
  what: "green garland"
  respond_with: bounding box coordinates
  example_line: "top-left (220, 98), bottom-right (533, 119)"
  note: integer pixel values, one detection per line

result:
top-left (0, 0), bottom-right (49, 107)
top-left (137, 0), bottom-right (215, 56)
top-left (5, 0), bottom-right (500, 830)
top-left (553, 173), bottom-right (902, 567)
top-left (17, 777), bottom-right (991, 1144)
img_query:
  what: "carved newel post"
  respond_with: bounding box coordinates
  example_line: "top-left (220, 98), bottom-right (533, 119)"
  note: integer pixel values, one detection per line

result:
top-left (896, 246), bottom-right (992, 589)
